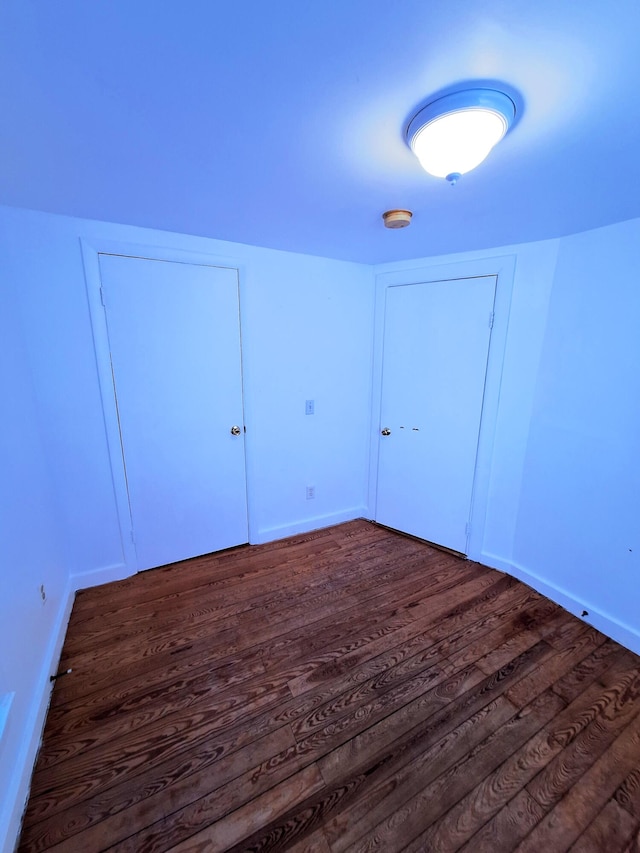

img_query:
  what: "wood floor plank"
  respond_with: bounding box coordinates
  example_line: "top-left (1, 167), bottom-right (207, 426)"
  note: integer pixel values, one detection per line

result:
top-left (405, 727), bottom-right (560, 850)
top-left (401, 646), bottom-right (640, 852)
top-left (221, 701), bottom-right (521, 852)
top-left (568, 799), bottom-right (638, 853)
top-left (551, 639), bottom-right (632, 704)
top-left (31, 665), bottom-right (294, 781)
top-left (622, 831), bottom-right (640, 853)
top-left (55, 548), bottom-right (434, 707)
top-left (158, 765), bottom-right (325, 853)
top-left (515, 712), bottom-right (640, 851)
top-left (49, 621), bottom-right (243, 713)
top-left (32, 626), bottom-right (548, 831)
top-left (44, 577), bottom-right (450, 768)
top-left (63, 539), bottom-right (423, 661)
top-left (36, 663), bottom-right (287, 772)
top-left (457, 789), bottom-right (547, 853)
top-left (70, 524), bottom-right (358, 618)
top-left (286, 618), bottom-right (439, 698)
top-left (504, 625), bottom-right (607, 708)
top-left (427, 585), bottom-right (550, 662)
top-left (24, 679), bottom-right (294, 824)
top-left (317, 638), bottom-right (580, 848)
top-left (63, 534), bottom-right (420, 675)
top-left (348, 689), bottom-right (564, 853)
top-left (315, 661), bottom-right (485, 785)
top-left (43, 647), bottom-right (266, 742)
top-left (18, 520), bottom-right (640, 853)
top-left (67, 526), bottom-right (428, 634)
top-left (474, 622), bottom-right (553, 675)
top-left (112, 745), bottom-right (326, 853)
top-left (616, 768), bottom-right (640, 819)
top-left (26, 599), bottom-right (471, 828)
top-left (85, 731), bottom-right (325, 853)
top-left (525, 667), bottom-right (640, 811)
top-left (283, 826), bottom-right (332, 853)
top-left (26, 616), bottom-right (447, 829)
top-left (20, 726), bottom-right (296, 853)
top-left (286, 572), bottom-right (526, 699)
top-left (258, 568), bottom-right (499, 675)
top-left (322, 696), bottom-right (517, 851)
top-left (447, 599), bottom-right (557, 672)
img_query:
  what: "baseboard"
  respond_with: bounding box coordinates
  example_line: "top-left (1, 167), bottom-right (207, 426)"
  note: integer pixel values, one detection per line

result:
top-left (481, 551), bottom-right (640, 656)
top-left (70, 560), bottom-right (133, 591)
top-left (251, 506), bottom-right (370, 545)
top-left (1, 578), bottom-right (75, 853)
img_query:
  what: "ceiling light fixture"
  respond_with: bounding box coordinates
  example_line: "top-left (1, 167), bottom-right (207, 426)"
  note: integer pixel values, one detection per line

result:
top-left (406, 88), bottom-right (516, 185)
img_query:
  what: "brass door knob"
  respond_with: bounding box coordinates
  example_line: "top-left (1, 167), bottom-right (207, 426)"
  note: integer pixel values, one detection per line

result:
top-left (381, 428), bottom-right (391, 436)
top-left (230, 425), bottom-right (242, 436)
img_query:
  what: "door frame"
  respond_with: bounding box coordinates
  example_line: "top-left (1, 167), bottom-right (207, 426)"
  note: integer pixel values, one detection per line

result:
top-left (81, 238), bottom-right (250, 573)
top-left (368, 254), bottom-right (516, 559)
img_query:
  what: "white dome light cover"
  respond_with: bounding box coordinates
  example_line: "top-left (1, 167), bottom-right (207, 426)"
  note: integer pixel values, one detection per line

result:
top-left (406, 89), bottom-right (516, 180)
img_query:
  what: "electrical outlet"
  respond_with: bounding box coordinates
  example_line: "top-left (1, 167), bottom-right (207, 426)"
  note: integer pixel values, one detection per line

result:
top-left (306, 485), bottom-right (315, 500)
top-left (40, 584), bottom-right (46, 604)
top-left (305, 399), bottom-right (315, 415)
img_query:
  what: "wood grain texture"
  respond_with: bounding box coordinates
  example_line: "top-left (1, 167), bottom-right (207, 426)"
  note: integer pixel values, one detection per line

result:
top-left (457, 789), bottom-right (546, 853)
top-left (350, 689), bottom-right (564, 853)
top-left (517, 713), bottom-right (640, 851)
top-left (616, 768), bottom-right (640, 819)
top-left (622, 830), bottom-right (640, 853)
top-left (568, 799), bottom-right (637, 853)
top-left (285, 829), bottom-right (332, 853)
top-left (17, 520), bottom-right (640, 853)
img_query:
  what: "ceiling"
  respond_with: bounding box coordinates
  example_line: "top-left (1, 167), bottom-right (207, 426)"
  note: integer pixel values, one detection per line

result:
top-left (1, 0), bottom-right (639, 264)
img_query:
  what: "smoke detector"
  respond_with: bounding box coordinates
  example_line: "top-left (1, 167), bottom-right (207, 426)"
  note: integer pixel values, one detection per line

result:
top-left (382, 209), bottom-right (412, 229)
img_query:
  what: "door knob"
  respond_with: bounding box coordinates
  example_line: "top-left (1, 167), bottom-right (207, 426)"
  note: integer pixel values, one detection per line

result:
top-left (230, 425), bottom-right (242, 436)
top-left (381, 428), bottom-right (391, 436)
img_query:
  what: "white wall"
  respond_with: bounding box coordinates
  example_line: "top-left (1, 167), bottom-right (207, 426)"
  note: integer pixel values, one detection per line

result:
top-left (0, 204), bottom-right (374, 852)
top-left (512, 218), bottom-right (640, 649)
top-left (241, 247), bottom-right (374, 541)
top-left (373, 217), bottom-right (640, 654)
top-left (0, 271), bottom-right (72, 853)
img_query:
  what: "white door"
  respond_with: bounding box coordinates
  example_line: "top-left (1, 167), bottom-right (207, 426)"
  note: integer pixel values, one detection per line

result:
top-left (376, 276), bottom-right (496, 553)
top-left (98, 254), bottom-right (248, 570)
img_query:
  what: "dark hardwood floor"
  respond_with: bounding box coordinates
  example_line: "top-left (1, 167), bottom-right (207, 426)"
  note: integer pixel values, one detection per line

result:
top-left (18, 520), bottom-right (640, 852)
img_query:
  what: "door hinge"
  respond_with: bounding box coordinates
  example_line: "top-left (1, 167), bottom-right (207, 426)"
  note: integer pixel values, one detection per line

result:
top-left (130, 529), bottom-right (135, 544)
top-left (465, 522), bottom-right (471, 538)
top-left (100, 287), bottom-right (106, 307)
top-left (488, 311), bottom-right (494, 330)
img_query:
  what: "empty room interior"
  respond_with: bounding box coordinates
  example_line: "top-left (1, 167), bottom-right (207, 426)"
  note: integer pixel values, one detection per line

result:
top-left (1, 1), bottom-right (640, 851)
